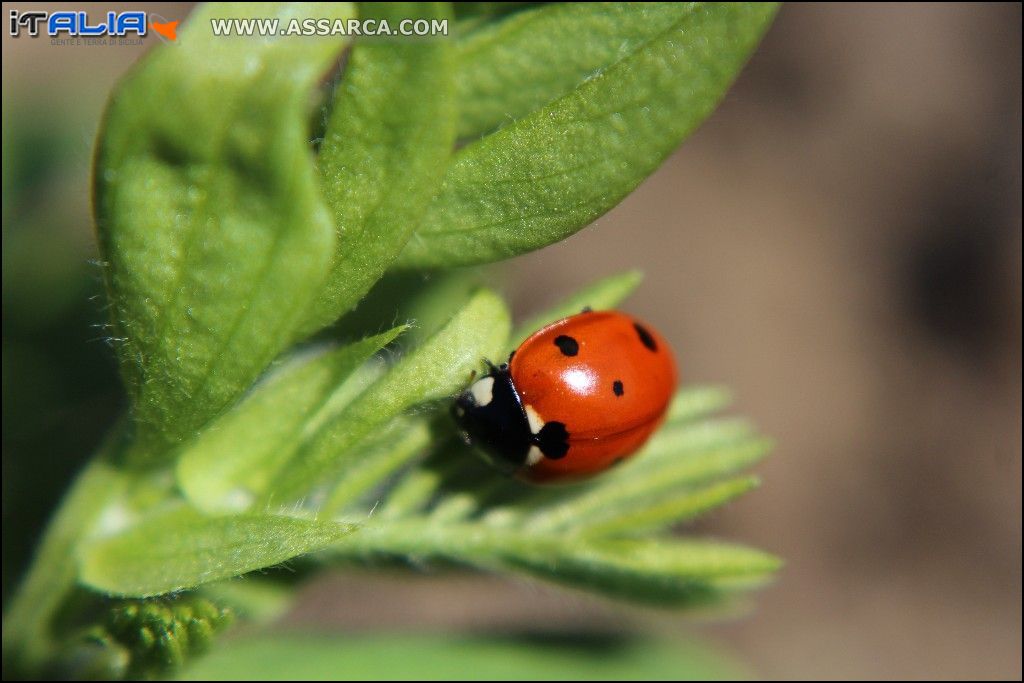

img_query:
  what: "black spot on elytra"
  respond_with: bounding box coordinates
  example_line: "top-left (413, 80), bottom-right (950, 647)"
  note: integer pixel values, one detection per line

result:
top-left (612, 380), bottom-right (624, 396)
top-left (554, 335), bottom-right (579, 357)
top-left (536, 421), bottom-right (570, 459)
top-left (633, 323), bottom-right (657, 352)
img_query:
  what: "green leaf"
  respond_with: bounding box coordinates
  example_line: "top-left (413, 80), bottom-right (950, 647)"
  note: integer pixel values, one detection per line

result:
top-left (396, 3), bottom-right (779, 267)
top-left (510, 269), bottom-right (642, 346)
top-left (176, 327), bottom-right (406, 513)
top-left (456, 2), bottom-right (694, 139)
top-left (524, 436), bottom-right (771, 532)
top-left (79, 507), bottom-right (356, 597)
top-left (665, 385), bottom-right (733, 423)
top-left (179, 634), bottom-right (746, 681)
top-left (93, 3), bottom-right (354, 460)
top-left (375, 439), bottom-right (467, 520)
top-left (501, 537), bottom-right (780, 604)
top-left (626, 420), bottom-right (765, 472)
top-left (573, 476), bottom-right (761, 538)
top-left (302, 2), bottom-right (457, 334)
top-left (338, 269), bottom-right (491, 348)
top-left (331, 520), bottom-right (778, 606)
top-left (321, 416), bottom-right (433, 516)
top-left (267, 288), bottom-right (511, 504)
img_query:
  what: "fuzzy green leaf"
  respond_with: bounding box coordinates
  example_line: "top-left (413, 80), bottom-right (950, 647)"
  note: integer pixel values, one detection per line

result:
top-left (456, 2), bottom-right (695, 139)
top-left (176, 327), bottom-right (406, 513)
top-left (332, 520), bottom-right (778, 606)
top-left (302, 2), bottom-right (457, 334)
top-left (179, 634), bottom-right (745, 681)
top-left (79, 507), bottom-right (355, 598)
top-left (501, 537), bottom-right (780, 604)
top-left (267, 288), bottom-right (511, 504)
top-left (572, 476), bottom-right (761, 538)
top-left (321, 416), bottom-right (433, 516)
top-left (375, 439), bottom-right (467, 520)
top-left (94, 3), bottom-right (355, 460)
top-left (339, 269), bottom-right (490, 348)
top-left (396, 2), bottom-right (779, 267)
top-left (665, 385), bottom-right (733, 423)
top-left (625, 419), bottom-right (764, 472)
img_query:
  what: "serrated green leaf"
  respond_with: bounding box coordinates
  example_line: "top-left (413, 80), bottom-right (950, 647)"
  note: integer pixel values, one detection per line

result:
top-left (525, 436), bottom-right (771, 534)
top-left (501, 537), bottom-right (780, 605)
top-left (665, 385), bottom-right (733, 424)
top-left (509, 270), bottom-right (642, 346)
top-left (456, 3), bottom-right (692, 139)
top-left (396, 2), bottom-right (779, 267)
top-left (332, 520), bottom-right (778, 606)
top-left (179, 634), bottom-right (746, 681)
top-left (79, 507), bottom-right (355, 598)
top-left (176, 327), bottom-right (406, 513)
top-left (268, 288), bottom-right (511, 504)
top-left (628, 419), bottom-right (761, 470)
top-left (94, 3), bottom-right (355, 460)
top-left (575, 476), bottom-right (761, 538)
top-left (375, 441), bottom-right (468, 520)
top-left (321, 416), bottom-right (433, 516)
top-left (302, 2), bottom-right (456, 334)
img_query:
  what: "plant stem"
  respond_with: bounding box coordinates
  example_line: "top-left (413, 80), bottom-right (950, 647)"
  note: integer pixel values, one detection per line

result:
top-left (327, 518), bottom-right (525, 566)
top-left (2, 426), bottom-right (131, 674)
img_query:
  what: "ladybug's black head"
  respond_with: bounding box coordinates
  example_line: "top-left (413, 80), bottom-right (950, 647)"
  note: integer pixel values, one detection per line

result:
top-left (452, 365), bottom-right (533, 473)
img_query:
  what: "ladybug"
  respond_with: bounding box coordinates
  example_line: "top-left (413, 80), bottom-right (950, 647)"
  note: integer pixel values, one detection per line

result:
top-left (453, 309), bottom-right (677, 483)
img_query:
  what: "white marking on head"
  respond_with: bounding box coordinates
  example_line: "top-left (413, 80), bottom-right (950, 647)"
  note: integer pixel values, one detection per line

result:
top-left (526, 445), bottom-right (544, 466)
top-left (470, 375), bottom-right (495, 407)
top-left (524, 404), bottom-right (545, 435)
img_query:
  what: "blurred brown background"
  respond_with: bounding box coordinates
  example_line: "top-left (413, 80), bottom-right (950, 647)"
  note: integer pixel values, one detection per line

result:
top-left (3, 3), bottom-right (1021, 679)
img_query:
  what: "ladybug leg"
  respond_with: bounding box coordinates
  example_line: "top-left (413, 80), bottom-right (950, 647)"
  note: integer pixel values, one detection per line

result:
top-left (467, 369), bottom-right (477, 382)
top-left (482, 358), bottom-right (499, 374)
top-left (580, 306), bottom-right (593, 313)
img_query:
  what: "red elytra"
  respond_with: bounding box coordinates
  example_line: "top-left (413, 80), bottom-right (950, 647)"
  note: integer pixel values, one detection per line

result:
top-left (508, 310), bottom-right (677, 482)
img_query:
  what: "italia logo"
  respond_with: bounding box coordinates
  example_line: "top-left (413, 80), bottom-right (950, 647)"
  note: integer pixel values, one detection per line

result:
top-left (8, 10), bottom-right (178, 42)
